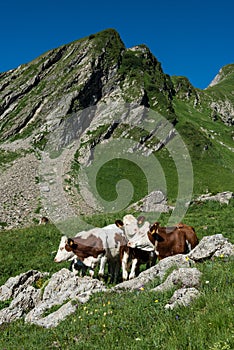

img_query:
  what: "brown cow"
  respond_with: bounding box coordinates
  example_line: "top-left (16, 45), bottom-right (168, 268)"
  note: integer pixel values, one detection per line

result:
top-left (147, 222), bottom-right (188, 260)
top-left (176, 222), bottom-right (199, 250)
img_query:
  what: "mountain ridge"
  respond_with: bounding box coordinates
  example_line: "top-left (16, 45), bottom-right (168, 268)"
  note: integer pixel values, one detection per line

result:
top-left (0, 28), bottom-right (233, 229)
top-left (0, 28), bottom-right (233, 142)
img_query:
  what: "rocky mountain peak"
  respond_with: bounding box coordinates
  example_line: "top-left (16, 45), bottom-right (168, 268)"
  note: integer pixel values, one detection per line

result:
top-left (207, 63), bottom-right (234, 88)
top-left (0, 28), bottom-right (175, 144)
top-left (208, 67), bottom-right (225, 88)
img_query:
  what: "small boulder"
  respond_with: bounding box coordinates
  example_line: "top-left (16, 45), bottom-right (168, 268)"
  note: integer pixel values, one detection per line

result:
top-left (188, 234), bottom-right (234, 261)
top-left (151, 267), bottom-right (201, 292)
top-left (165, 287), bottom-right (200, 309)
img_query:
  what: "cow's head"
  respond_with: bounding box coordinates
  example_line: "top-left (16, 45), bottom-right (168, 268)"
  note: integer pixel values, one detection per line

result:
top-left (54, 236), bottom-right (75, 262)
top-left (115, 215), bottom-right (146, 236)
top-left (116, 215), bottom-right (154, 250)
top-left (147, 222), bottom-right (163, 245)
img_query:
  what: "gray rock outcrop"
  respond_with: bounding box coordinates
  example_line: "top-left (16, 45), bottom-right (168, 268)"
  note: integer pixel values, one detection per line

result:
top-left (0, 270), bottom-right (48, 301)
top-left (112, 254), bottom-right (193, 291)
top-left (25, 268), bottom-right (107, 328)
top-left (130, 190), bottom-right (174, 213)
top-left (195, 191), bottom-right (233, 204)
top-left (151, 267), bottom-right (201, 292)
top-left (0, 268), bottom-right (106, 328)
top-left (188, 234), bottom-right (234, 261)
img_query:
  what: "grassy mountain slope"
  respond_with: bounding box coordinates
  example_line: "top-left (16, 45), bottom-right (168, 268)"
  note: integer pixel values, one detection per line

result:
top-left (0, 28), bottom-right (233, 224)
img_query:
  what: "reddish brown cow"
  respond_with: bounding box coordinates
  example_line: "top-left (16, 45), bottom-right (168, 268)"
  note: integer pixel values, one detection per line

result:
top-left (147, 222), bottom-right (188, 260)
top-left (176, 223), bottom-right (199, 250)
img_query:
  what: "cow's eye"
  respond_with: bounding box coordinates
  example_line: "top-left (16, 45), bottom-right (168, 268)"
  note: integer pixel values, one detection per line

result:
top-left (60, 247), bottom-right (64, 251)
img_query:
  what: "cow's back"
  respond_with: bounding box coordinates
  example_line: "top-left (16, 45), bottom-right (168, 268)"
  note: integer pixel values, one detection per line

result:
top-left (157, 228), bottom-right (187, 259)
top-left (102, 226), bottom-right (125, 259)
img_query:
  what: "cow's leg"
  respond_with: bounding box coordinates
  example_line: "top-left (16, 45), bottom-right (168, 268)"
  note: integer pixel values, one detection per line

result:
top-left (115, 259), bottom-right (121, 283)
top-left (107, 261), bottom-right (116, 283)
top-left (186, 240), bottom-right (191, 253)
top-left (70, 258), bottom-right (79, 275)
top-left (88, 268), bottom-right (95, 277)
top-left (146, 251), bottom-right (157, 269)
top-left (105, 258), bottom-right (120, 283)
top-left (122, 251), bottom-right (129, 281)
top-left (129, 258), bottom-right (138, 279)
top-left (98, 256), bottom-right (107, 278)
top-left (107, 262), bottom-right (113, 283)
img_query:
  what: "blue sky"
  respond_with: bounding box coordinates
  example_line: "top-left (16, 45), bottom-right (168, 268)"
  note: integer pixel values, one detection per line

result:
top-left (1, 0), bottom-right (233, 89)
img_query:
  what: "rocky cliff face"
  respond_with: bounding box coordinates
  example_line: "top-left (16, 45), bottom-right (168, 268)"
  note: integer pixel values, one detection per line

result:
top-left (0, 29), bottom-right (233, 229)
top-left (206, 64), bottom-right (234, 126)
top-left (0, 29), bottom-right (175, 144)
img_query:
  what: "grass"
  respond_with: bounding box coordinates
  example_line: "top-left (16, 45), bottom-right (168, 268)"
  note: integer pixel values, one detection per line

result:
top-left (0, 149), bottom-right (22, 166)
top-left (95, 158), bottom-right (148, 204)
top-left (171, 97), bottom-right (234, 197)
top-left (0, 224), bottom-right (64, 286)
top-left (0, 200), bottom-right (233, 349)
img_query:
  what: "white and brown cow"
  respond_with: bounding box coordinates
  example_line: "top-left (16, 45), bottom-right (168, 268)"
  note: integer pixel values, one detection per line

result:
top-left (54, 224), bottom-right (125, 282)
top-left (115, 215), bottom-right (156, 280)
top-left (54, 233), bottom-right (98, 277)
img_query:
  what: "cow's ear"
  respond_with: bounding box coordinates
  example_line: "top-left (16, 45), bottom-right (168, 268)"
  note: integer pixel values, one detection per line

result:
top-left (115, 219), bottom-right (123, 228)
top-left (149, 225), bottom-right (156, 235)
top-left (67, 238), bottom-right (74, 246)
top-left (149, 222), bottom-right (159, 235)
top-left (137, 216), bottom-right (145, 226)
top-left (67, 238), bottom-right (78, 249)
